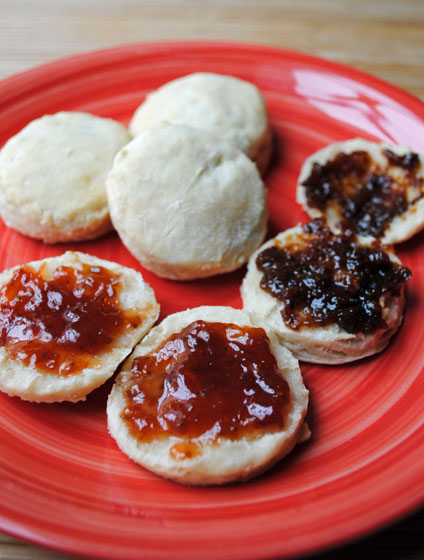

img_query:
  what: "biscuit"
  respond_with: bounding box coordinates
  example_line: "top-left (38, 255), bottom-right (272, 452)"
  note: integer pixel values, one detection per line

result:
top-left (0, 111), bottom-right (131, 243)
top-left (296, 138), bottom-right (424, 244)
top-left (129, 72), bottom-right (272, 175)
top-left (0, 251), bottom-right (159, 402)
top-left (106, 125), bottom-right (268, 280)
top-left (107, 305), bottom-right (308, 485)
top-left (241, 220), bottom-right (411, 364)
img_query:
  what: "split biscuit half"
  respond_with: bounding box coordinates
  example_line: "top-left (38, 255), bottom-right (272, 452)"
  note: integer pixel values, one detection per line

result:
top-left (296, 138), bottom-right (424, 244)
top-left (107, 305), bottom-right (309, 485)
top-left (241, 220), bottom-right (411, 364)
top-left (0, 251), bottom-right (159, 402)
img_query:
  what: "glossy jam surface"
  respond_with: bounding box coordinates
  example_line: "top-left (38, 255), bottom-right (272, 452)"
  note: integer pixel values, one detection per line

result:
top-left (121, 320), bottom-right (291, 451)
top-left (302, 150), bottom-right (424, 238)
top-left (256, 220), bottom-right (411, 334)
top-left (0, 263), bottom-right (141, 375)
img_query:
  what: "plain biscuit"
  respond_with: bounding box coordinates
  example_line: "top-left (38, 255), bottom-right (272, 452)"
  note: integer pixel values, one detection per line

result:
top-left (0, 251), bottom-right (159, 402)
top-left (107, 306), bottom-right (309, 485)
top-left (106, 125), bottom-right (268, 280)
top-left (129, 72), bottom-right (272, 175)
top-left (0, 111), bottom-right (131, 243)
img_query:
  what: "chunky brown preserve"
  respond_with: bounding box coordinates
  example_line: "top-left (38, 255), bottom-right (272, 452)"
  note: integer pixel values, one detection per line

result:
top-left (383, 149), bottom-right (420, 171)
top-left (302, 149), bottom-right (424, 238)
top-left (256, 220), bottom-right (411, 334)
top-left (121, 320), bottom-right (291, 452)
top-left (0, 263), bottom-right (141, 375)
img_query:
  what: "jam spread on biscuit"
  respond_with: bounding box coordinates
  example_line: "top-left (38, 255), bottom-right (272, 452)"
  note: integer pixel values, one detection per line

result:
top-left (302, 149), bottom-right (423, 238)
top-left (121, 320), bottom-right (291, 456)
top-left (383, 149), bottom-right (420, 171)
top-left (0, 263), bottom-right (141, 375)
top-left (256, 220), bottom-right (411, 334)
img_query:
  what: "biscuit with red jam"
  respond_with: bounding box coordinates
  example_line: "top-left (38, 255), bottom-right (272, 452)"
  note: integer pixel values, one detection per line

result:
top-left (0, 251), bottom-right (159, 402)
top-left (107, 305), bottom-right (308, 485)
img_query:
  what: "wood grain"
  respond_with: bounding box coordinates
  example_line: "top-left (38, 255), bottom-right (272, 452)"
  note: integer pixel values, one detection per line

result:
top-left (1, 0), bottom-right (423, 100)
top-left (0, 0), bottom-right (423, 558)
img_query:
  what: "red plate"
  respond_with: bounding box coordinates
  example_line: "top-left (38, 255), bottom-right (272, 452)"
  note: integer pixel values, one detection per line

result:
top-left (0, 42), bottom-right (423, 559)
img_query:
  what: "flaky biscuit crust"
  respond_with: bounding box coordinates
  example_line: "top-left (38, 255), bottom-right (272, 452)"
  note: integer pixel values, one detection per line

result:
top-left (0, 112), bottom-right (130, 243)
top-left (107, 125), bottom-right (267, 280)
top-left (129, 72), bottom-right (272, 175)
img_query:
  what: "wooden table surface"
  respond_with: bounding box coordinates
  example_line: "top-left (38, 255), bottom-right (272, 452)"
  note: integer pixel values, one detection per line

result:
top-left (0, 0), bottom-right (423, 558)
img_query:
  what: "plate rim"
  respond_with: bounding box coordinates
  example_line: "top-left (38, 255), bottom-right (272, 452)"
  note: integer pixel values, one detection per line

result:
top-left (1, 39), bottom-right (424, 112)
top-left (0, 39), bottom-right (423, 560)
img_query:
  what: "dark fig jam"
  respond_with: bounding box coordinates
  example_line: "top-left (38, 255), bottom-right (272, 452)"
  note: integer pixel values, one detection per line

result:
top-left (256, 220), bottom-right (411, 334)
top-left (383, 149), bottom-right (420, 171)
top-left (302, 149), bottom-right (423, 238)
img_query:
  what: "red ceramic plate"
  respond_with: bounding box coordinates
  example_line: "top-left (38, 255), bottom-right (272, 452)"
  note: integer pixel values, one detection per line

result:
top-left (0, 42), bottom-right (423, 560)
